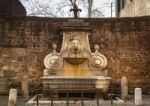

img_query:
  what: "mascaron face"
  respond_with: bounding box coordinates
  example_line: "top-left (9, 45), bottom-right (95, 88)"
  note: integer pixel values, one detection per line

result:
top-left (69, 38), bottom-right (81, 54)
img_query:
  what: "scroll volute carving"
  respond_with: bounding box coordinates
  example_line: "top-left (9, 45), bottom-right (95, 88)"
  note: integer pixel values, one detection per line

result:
top-left (88, 44), bottom-right (107, 71)
top-left (44, 44), bottom-right (63, 75)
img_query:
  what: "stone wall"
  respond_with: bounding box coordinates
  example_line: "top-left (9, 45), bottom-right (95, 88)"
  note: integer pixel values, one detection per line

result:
top-left (0, 16), bottom-right (150, 94)
top-left (119, 0), bottom-right (150, 17)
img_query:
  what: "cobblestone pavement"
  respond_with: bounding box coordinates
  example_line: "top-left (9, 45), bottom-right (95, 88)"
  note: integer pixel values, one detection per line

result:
top-left (25, 100), bottom-right (150, 106)
top-left (0, 95), bottom-right (150, 106)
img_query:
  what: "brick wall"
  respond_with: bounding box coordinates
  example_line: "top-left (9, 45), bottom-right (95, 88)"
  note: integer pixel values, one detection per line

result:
top-left (0, 16), bottom-right (150, 94)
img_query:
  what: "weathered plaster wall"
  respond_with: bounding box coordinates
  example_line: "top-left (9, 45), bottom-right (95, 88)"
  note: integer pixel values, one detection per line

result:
top-left (119, 0), bottom-right (150, 17)
top-left (0, 16), bottom-right (150, 94)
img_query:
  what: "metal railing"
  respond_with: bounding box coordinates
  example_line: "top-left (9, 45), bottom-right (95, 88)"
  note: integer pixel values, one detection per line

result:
top-left (33, 88), bottom-right (113, 106)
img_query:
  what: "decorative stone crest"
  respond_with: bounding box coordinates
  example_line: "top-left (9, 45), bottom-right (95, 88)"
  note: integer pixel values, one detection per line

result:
top-left (44, 44), bottom-right (63, 74)
top-left (44, 53), bottom-right (63, 70)
top-left (88, 44), bottom-right (107, 71)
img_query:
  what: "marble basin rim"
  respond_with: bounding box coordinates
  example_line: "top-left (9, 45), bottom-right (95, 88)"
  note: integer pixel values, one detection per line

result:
top-left (41, 76), bottom-right (111, 79)
top-left (41, 76), bottom-right (112, 92)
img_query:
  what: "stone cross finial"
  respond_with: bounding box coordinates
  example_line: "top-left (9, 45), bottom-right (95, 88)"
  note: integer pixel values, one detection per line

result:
top-left (94, 44), bottom-right (100, 53)
top-left (52, 43), bottom-right (57, 52)
top-left (70, 4), bottom-right (82, 18)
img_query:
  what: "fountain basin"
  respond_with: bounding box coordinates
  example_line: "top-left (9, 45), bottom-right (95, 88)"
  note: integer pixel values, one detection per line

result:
top-left (41, 76), bottom-right (111, 92)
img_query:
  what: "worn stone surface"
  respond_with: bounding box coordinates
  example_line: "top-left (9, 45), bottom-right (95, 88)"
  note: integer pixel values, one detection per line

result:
top-left (21, 75), bottom-right (29, 99)
top-left (135, 88), bottom-right (142, 105)
top-left (121, 76), bottom-right (128, 100)
top-left (0, 16), bottom-right (150, 94)
top-left (8, 89), bottom-right (17, 106)
top-left (117, 0), bottom-right (150, 17)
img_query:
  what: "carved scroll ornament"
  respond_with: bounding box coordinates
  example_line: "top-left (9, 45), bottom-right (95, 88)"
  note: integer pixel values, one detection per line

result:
top-left (88, 44), bottom-right (107, 71)
top-left (44, 53), bottom-right (63, 71)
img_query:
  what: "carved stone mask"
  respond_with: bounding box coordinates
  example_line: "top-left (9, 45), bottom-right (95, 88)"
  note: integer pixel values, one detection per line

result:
top-left (70, 38), bottom-right (81, 54)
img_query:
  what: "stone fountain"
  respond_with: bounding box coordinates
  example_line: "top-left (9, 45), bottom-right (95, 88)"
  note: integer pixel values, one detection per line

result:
top-left (42, 19), bottom-right (111, 96)
top-left (27, 19), bottom-right (111, 106)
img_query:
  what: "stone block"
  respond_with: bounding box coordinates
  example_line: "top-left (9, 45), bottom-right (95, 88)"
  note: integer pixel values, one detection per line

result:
top-left (121, 76), bottom-right (128, 100)
top-left (8, 89), bottom-right (17, 106)
top-left (135, 88), bottom-right (142, 106)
